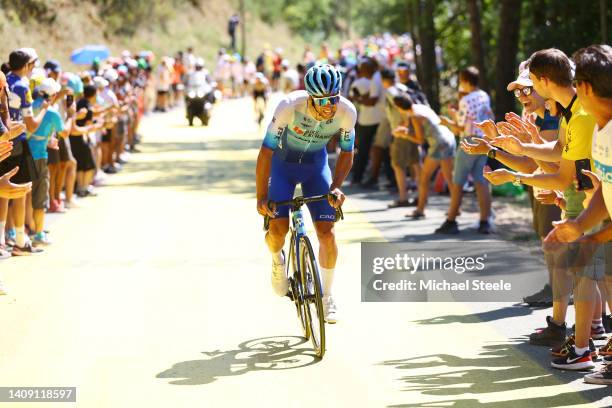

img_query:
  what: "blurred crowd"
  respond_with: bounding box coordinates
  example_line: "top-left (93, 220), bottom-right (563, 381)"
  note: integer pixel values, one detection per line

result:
top-left (0, 47), bottom-right (154, 277)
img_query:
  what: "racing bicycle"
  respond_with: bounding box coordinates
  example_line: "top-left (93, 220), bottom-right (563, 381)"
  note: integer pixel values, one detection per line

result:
top-left (264, 194), bottom-right (343, 358)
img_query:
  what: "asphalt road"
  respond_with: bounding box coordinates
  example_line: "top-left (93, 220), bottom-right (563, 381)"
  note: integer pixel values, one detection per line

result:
top-left (0, 95), bottom-right (610, 407)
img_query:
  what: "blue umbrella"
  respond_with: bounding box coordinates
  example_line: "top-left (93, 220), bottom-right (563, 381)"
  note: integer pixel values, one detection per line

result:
top-left (70, 45), bottom-right (110, 65)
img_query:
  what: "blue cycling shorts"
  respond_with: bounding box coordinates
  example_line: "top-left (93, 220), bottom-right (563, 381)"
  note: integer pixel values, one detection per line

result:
top-left (268, 153), bottom-right (336, 222)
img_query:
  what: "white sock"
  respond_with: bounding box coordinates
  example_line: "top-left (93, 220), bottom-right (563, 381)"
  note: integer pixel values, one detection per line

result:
top-left (320, 267), bottom-right (334, 297)
top-left (574, 345), bottom-right (589, 356)
top-left (0, 222), bottom-right (5, 246)
top-left (272, 250), bottom-right (284, 264)
top-left (15, 226), bottom-right (26, 247)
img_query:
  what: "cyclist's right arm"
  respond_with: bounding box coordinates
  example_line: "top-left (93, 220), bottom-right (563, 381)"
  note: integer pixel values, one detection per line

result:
top-left (256, 98), bottom-right (292, 216)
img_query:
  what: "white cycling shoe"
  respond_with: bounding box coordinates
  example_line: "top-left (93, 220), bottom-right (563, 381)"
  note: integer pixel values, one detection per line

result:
top-left (323, 295), bottom-right (338, 324)
top-left (271, 253), bottom-right (289, 296)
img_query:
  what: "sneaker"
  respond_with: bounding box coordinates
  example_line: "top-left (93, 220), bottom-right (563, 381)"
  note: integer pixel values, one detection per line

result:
top-left (388, 199), bottom-right (416, 208)
top-left (271, 251), bottom-right (288, 296)
top-left (103, 165), bottom-right (118, 174)
top-left (599, 337), bottom-right (612, 356)
top-left (435, 219), bottom-right (459, 234)
top-left (551, 347), bottom-right (595, 370)
top-left (323, 295), bottom-right (338, 324)
top-left (583, 364), bottom-right (612, 385)
top-left (32, 232), bottom-right (51, 247)
top-left (6, 229), bottom-right (16, 246)
top-left (0, 245), bottom-right (10, 260)
top-left (591, 325), bottom-right (607, 340)
top-left (551, 335), bottom-right (597, 359)
top-left (85, 186), bottom-right (98, 197)
top-left (603, 314), bottom-right (612, 333)
top-left (530, 316), bottom-right (567, 347)
top-left (477, 220), bottom-right (491, 234)
top-left (11, 242), bottom-right (43, 256)
top-left (523, 284), bottom-right (553, 306)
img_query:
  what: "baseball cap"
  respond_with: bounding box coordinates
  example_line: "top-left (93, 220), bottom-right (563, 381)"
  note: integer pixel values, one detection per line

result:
top-left (17, 48), bottom-right (39, 64)
top-left (43, 60), bottom-right (61, 73)
top-left (93, 76), bottom-right (109, 89)
top-left (38, 77), bottom-right (61, 96)
top-left (103, 69), bottom-right (119, 83)
top-left (507, 67), bottom-right (533, 91)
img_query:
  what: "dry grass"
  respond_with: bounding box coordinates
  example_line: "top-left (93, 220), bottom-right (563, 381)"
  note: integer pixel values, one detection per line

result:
top-left (0, 0), bottom-right (305, 71)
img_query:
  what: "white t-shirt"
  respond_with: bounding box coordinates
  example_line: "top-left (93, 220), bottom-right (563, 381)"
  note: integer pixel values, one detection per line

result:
top-left (457, 89), bottom-right (493, 137)
top-left (591, 119), bottom-right (612, 218)
top-left (351, 74), bottom-right (384, 126)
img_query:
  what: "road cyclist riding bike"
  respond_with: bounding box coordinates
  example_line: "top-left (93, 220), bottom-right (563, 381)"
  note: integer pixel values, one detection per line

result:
top-left (256, 64), bottom-right (357, 324)
top-left (252, 72), bottom-right (270, 125)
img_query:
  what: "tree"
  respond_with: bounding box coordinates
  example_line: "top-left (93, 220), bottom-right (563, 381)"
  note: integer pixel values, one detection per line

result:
top-left (418, 0), bottom-right (440, 111)
top-left (494, 0), bottom-right (522, 120)
top-left (467, 0), bottom-right (489, 91)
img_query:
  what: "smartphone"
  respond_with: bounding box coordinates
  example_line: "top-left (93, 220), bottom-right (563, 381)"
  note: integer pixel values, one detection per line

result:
top-left (66, 94), bottom-right (74, 108)
top-left (575, 158), bottom-right (594, 191)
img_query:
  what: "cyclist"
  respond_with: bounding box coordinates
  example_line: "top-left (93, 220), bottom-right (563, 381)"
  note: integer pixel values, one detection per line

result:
top-left (255, 64), bottom-right (357, 324)
top-left (252, 72), bottom-right (270, 124)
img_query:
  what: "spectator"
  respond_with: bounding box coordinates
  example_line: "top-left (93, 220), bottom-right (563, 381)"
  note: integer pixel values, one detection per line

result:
top-left (0, 48), bottom-right (48, 255)
top-left (440, 66), bottom-right (494, 234)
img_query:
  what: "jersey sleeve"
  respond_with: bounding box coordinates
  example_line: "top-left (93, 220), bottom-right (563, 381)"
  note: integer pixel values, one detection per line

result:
top-left (261, 97), bottom-right (293, 150)
top-left (338, 102), bottom-right (357, 152)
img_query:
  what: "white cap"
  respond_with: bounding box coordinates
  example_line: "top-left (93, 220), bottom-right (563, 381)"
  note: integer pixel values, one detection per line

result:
top-left (103, 69), bottom-right (119, 83)
top-left (281, 59), bottom-right (290, 67)
top-left (93, 76), bottom-right (109, 89)
top-left (17, 47), bottom-right (39, 64)
top-left (507, 67), bottom-right (533, 91)
top-left (196, 57), bottom-right (205, 67)
top-left (38, 77), bottom-right (61, 95)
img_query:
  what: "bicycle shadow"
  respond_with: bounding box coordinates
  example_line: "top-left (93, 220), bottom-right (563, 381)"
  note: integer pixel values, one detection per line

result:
top-left (156, 336), bottom-right (320, 385)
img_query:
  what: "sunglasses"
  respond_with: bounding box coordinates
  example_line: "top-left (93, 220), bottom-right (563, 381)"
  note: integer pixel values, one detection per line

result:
top-left (312, 95), bottom-right (340, 106)
top-left (513, 87), bottom-right (533, 98)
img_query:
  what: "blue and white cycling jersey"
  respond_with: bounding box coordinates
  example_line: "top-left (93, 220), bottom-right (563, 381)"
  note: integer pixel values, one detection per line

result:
top-left (262, 90), bottom-right (357, 163)
top-left (262, 91), bottom-right (357, 221)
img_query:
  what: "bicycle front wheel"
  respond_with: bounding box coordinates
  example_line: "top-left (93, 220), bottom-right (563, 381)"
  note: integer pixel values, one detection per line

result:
top-left (299, 236), bottom-right (326, 358)
top-left (288, 232), bottom-right (309, 339)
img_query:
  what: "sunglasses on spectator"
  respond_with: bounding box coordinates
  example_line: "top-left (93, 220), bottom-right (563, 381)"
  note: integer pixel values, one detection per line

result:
top-left (312, 95), bottom-right (340, 106)
top-left (513, 87), bottom-right (533, 98)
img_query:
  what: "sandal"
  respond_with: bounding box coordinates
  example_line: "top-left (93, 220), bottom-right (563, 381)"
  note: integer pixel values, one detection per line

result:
top-left (405, 211), bottom-right (425, 219)
top-left (388, 198), bottom-right (417, 208)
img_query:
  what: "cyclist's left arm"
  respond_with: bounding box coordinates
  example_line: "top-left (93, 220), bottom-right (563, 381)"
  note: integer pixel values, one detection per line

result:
top-left (329, 104), bottom-right (357, 207)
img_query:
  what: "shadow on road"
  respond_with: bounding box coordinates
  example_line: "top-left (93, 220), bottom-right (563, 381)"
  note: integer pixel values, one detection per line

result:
top-left (412, 305), bottom-right (534, 325)
top-left (380, 340), bottom-right (610, 407)
top-left (156, 336), bottom-right (320, 385)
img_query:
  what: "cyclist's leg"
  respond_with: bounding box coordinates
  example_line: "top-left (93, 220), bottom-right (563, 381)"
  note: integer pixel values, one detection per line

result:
top-left (266, 156), bottom-right (296, 259)
top-left (302, 164), bottom-right (337, 298)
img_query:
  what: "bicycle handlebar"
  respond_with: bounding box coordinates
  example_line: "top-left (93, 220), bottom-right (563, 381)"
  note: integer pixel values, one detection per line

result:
top-left (263, 194), bottom-right (344, 231)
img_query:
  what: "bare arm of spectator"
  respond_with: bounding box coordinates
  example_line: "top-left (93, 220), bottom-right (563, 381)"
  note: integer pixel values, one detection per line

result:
top-left (461, 137), bottom-right (537, 173)
top-left (0, 140), bottom-right (12, 162)
top-left (484, 155), bottom-right (573, 190)
top-left (491, 136), bottom-right (562, 162)
top-left (0, 166), bottom-right (32, 199)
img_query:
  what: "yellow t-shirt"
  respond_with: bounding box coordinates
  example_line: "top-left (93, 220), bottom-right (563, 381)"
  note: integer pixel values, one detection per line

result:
top-left (560, 98), bottom-right (596, 161)
top-left (559, 98), bottom-right (596, 218)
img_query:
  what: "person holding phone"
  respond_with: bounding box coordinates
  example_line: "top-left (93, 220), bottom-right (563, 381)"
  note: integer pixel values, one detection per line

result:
top-left (483, 49), bottom-right (600, 371)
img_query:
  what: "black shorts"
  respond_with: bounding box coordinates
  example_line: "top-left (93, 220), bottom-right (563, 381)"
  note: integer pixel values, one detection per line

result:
top-left (58, 137), bottom-right (73, 162)
top-left (253, 90), bottom-right (266, 100)
top-left (0, 139), bottom-right (37, 184)
top-left (101, 129), bottom-right (113, 143)
top-left (47, 146), bottom-right (60, 165)
top-left (69, 135), bottom-right (96, 172)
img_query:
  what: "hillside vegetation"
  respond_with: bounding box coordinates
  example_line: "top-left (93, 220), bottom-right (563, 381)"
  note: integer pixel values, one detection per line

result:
top-left (0, 0), bottom-right (306, 70)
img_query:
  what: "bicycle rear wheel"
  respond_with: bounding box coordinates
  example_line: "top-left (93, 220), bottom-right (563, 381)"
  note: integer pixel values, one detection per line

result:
top-left (288, 233), bottom-right (309, 339)
top-left (299, 236), bottom-right (326, 358)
